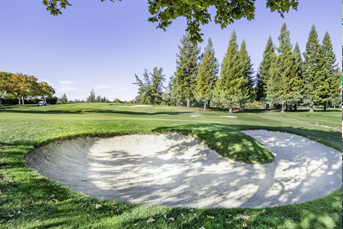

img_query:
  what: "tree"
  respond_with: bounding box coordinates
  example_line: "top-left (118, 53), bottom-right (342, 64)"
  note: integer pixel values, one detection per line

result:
top-left (292, 42), bottom-right (303, 111)
top-left (0, 72), bottom-right (12, 105)
top-left (133, 67), bottom-right (166, 105)
top-left (255, 36), bottom-right (275, 109)
top-left (267, 23), bottom-right (301, 112)
top-left (319, 31), bottom-right (339, 111)
top-left (302, 25), bottom-right (322, 112)
top-left (175, 33), bottom-right (201, 107)
top-left (87, 89), bottom-right (96, 102)
top-left (42, 0), bottom-right (299, 43)
top-left (237, 40), bottom-right (254, 111)
top-left (60, 94), bottom-right (68, 103)
top-left (214, 30), bottom-right (242, 113)
top-left (195, 38), bottom-right (219, 111)
top-left (167, 74), bottom-right (183, 106)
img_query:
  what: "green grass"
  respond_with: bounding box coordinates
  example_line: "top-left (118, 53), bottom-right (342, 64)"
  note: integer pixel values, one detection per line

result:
top-left (0, 104), bottom-right (341, 228)
top-left (0, 104), bottom-right (38, 109)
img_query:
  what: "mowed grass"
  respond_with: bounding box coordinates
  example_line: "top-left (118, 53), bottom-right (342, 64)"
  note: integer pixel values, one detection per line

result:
top-left (0, 104), bottom-right (341, 228)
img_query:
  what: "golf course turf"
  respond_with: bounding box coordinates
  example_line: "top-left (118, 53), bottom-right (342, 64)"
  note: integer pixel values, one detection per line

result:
top-left (0, 104), bottom-right (341, 228)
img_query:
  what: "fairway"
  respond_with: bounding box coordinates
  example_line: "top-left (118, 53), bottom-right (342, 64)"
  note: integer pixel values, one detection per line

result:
top-left (0, 104), bottom-right (341, 229)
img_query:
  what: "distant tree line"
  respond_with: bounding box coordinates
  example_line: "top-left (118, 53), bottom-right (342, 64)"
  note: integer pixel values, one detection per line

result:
top-left (133, 23), bottom-right (341, 112)
top-left (0, 72), bottom-right (56, 105)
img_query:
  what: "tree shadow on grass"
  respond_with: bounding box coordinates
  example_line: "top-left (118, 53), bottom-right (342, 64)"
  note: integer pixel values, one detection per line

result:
top-left (1, 123), bottom-right (341, 228)
top-left (0, 109), bottom-right (192, 116)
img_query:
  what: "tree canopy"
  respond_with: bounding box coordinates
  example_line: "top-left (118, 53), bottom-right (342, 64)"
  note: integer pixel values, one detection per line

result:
top-left (42, 0), bottom-right (299, 43)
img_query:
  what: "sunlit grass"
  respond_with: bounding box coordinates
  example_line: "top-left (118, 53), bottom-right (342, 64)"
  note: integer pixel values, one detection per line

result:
top-left (0, 104), bottom-right (341, 228)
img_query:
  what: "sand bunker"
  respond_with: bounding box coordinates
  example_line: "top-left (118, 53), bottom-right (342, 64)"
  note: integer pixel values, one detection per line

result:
top-left (26, 131), bottom-right (341, 209)
top-left (220, 115), bottom-right (237, 118)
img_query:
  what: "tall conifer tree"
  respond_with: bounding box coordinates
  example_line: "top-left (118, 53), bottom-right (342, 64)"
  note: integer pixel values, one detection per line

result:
top-left (175, 33), bottom-right (201, 107)
top-left (292, 42), bottom-right (303, 111)
top-left (214, 30), bottom-right (243, 113)
top-left (319, 31), bottom-right (339, 111)
top-left (303, 25), bottom-right (322, 112)
top-left (195, 37), bottom-right (219, 111)
top-left (256, 36), bottom-right (275, 109)
top-left (267, 23), bottom-right (300, 112)
top-left (237, 40), bottom-right (254, 111)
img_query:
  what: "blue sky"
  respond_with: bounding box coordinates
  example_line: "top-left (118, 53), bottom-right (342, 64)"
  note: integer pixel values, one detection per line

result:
top-left (0, 0), bottom-right (341, 101)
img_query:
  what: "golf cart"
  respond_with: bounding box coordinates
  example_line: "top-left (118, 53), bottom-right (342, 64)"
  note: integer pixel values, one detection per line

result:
top-left (38, 99), bottom-right (47, 106)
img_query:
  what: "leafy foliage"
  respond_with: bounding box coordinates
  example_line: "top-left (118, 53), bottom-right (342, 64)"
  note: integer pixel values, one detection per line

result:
top-left (42, 0), bottom-right (299, 43)
top-left (0, 72), bottom-right (55, 105)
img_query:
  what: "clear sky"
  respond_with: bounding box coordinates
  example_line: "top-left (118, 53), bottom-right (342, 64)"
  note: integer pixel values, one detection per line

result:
top-left (0, 0), bottom-right (341, 101)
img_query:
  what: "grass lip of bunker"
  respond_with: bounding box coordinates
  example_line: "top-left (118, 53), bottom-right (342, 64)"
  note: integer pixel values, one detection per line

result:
top-left (25, 131), bottom-right (341, 209)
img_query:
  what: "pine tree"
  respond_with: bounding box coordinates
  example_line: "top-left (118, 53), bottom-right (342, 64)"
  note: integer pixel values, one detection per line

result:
top-left (237, 40), bottom-right (254, 111)
top-left (302, 25), bottom-right (322, 112)
top-left (256, 36), bottom-right (275, 109)
top-left (292, 42), bottom-right (303, 111)
top-left (175, 32), bottom-right (201, 107)
top-left (319, 31), bottom-right (339, 111)
top-left (60, 94), bottom-right (68, 103)
top-left (133, 67), bottom-right (165, 105)
top-left (267, 23), bottom-right (301, 112)
top-left (214, 30), bottom-right (242, 113)
top-left (330, 72), bottom-right (341, 108)
top-left (195, 37), bottom-right (219, 111)
top-left (86, 89), bottom-right (96, 103)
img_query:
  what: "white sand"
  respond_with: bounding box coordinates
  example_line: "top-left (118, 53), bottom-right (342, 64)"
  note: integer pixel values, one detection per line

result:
top-left (220, 115), bottom-right (237, 118)
top-left (26, 130), bottom-right (341, 209)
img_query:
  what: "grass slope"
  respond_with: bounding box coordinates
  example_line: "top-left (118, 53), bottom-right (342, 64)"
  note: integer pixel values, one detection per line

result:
top-left (0, 104), bottom-right (341, 228)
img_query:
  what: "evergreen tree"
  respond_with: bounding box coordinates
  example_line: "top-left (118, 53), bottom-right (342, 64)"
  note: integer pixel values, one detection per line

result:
top-left (237, 40), bottom-right (254, 111)
top-left (195, 37), bottom-right (219, 111)
top-left (96, 95), bottom-right (101, 102)
top-left (267, 23), bottom-right (301, 112)
top-left (319, 31), bottom-right (339, 111)
top-left (175, 32), bottom-right (201, 107)
top-left (292, 42), bottom-right (303, 111)
top-left (330, 72), bottom-right (341, 108)
top-left (302, 25), bottom-right (322, 112)
top-left (86, 89), bottom-right (96, 103)
top-left (60, 94), bottom-right (68, 104)
top-left (256, 36), bottom-right (275, 109)
top-left (133, 67), bottom-right (165, 105)
top-left (214, 30), bottom-right (242, 113)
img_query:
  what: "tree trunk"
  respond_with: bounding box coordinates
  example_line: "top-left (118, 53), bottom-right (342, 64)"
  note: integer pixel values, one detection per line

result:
top-left (309, 104), bottom-right (314, 112)
top-left (187, 97), bottom-right (190, 107)
top-left (323, 103), bottom-right (326, 111)
top-left (229, 103), bottom-right (233, 113)
top-left (281, 104), bottom-right (285, 112)
top-left (334, 105), bottom-right (336, 109)
top-left (22, 97), bottom-right (25, 105)
top-left (290, 105), bottom-right (293, 111)
top-left (266, 104), bottom-right (269, 110)
top-left (18, 98), bottom-right (21, 105)
top-left (239, 104), bottom-right (243, 112)
top-left (203, 102), bottom-right (206, 111)
top-left (294, 104), bottom-right (297, 111)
